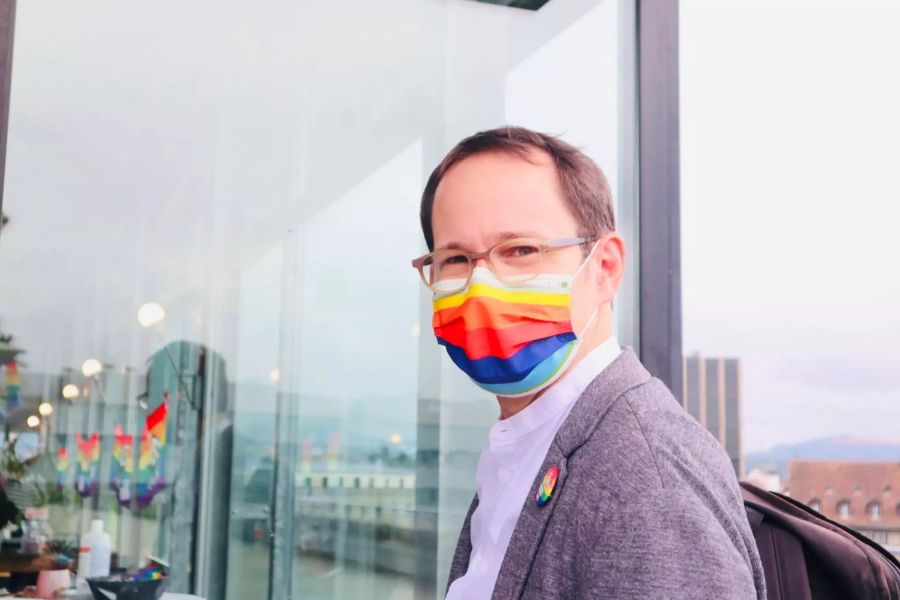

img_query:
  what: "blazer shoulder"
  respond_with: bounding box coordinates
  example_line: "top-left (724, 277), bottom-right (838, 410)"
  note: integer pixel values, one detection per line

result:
top-left (572, 377), bottom-right (742, 507)
top-left (618, 378), bottom-right (739, 491)
top-left (568, 380), bottom-right (765, 599)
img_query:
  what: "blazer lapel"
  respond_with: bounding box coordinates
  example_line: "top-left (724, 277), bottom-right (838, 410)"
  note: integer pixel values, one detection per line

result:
top-left (446, 494), bottom-right (480, 592)
top-left (491, 441), bottom-right (569, 599)
top-left (490, 347), bottom-right (651, 599)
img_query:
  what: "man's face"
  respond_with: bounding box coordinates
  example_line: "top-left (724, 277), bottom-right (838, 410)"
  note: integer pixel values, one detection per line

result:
top-left (431, 149), bottom-right (606, 334)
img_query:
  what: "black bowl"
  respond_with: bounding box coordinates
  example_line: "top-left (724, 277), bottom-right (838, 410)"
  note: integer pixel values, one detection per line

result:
top-left (87, 576), bottom-right (168, 600)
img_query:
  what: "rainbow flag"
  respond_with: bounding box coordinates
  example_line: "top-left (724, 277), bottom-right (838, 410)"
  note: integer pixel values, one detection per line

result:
top-left (74, 433), bottom-right (100, 497)
top-left (55, 447), bottom-right (69, 492)
top-left (3, 359), bottom-right (21, 408)
top-left (146, 399), bottom-right (167, 445)
top-left (110, 425), bottom-right (135, 507)
top-left (137, 396), bottom-right (168, 507)
top-left (138, 428), bottom-right (153, 470)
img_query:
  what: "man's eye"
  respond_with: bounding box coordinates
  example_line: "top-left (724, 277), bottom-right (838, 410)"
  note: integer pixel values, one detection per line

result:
top-left (504, 245), bottom-right (539, 258)
top-left (441, 255), bottom-right (468, 267)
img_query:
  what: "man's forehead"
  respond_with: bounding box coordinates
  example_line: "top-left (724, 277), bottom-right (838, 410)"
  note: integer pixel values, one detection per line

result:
top-left (430, 149), bottom-right (573, 250)
top-left (434, 154), bottom-right (561, 214)
top-left (440, 148), bottom-right (553, 185)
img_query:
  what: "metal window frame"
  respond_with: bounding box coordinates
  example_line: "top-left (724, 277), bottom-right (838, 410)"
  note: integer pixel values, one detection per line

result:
top-left (0, 0), bottom-right (14, 230)
top-left (637, 0), bottom-right (683, 402)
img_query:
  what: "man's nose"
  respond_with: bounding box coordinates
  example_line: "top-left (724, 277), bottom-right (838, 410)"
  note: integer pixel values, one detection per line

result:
top-left (472, 256), bottom-right (493, 274)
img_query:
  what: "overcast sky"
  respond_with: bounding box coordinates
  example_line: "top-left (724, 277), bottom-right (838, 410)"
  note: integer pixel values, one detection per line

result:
top-left (680, 0), bottom-right (900, 452)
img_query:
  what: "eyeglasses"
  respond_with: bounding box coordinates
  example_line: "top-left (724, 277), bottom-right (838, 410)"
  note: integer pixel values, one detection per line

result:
top-left (411, 237), bottom-right (595, 294)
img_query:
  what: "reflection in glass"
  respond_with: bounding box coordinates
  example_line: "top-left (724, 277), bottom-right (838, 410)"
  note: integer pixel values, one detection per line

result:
top-left (1, 0), bottom-right (635, 598)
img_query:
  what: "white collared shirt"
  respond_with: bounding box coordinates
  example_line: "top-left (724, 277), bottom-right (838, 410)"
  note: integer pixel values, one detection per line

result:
top-left (446, 335), bottom-right (622, 600)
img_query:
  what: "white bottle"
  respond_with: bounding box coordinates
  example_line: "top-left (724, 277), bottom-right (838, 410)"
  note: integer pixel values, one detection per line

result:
top-left (76, 519), bottom-right (112, 585)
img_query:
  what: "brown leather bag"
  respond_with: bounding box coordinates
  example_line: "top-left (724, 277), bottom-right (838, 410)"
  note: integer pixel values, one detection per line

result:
top-left (741, 481), bottom-right (900, 599)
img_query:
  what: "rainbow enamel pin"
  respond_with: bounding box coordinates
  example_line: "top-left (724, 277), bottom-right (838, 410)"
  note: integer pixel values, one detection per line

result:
top-left (535, 465), bottom-right (559, 507)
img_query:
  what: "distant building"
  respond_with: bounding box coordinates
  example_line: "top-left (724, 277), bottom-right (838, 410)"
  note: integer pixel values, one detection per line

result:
top-left (682, 355), bottom-right (743, 477)
top-left (744, 468), bottom-right (782, 492)
top-left (785, 460), bottom-right (900, 549)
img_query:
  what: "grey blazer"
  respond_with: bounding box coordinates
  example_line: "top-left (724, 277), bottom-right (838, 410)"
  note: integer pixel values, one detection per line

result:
top-left (447, 347), bottom-right (767, 599)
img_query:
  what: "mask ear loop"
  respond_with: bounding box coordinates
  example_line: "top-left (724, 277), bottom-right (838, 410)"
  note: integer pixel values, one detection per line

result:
top-left (571, 239), bottom-right (604, 339)
top-left (572, 238), bottom-right (602, 279)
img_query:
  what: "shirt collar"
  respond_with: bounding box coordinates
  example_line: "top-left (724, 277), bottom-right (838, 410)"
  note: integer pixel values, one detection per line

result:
top-left (489, 335), bottom-right (621, 444)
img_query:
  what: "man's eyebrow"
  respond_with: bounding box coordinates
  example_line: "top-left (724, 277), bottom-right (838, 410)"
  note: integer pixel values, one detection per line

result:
top-left (435, 241), bottom-right (465, 251)
top-left (435, 231), bottom-right (543, 252)
top-left (495, 230), bottom-right (541, 240)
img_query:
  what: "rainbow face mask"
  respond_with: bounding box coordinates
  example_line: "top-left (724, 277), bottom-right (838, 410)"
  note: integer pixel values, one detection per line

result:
top-left (431, 248), bottom-right (599, 398)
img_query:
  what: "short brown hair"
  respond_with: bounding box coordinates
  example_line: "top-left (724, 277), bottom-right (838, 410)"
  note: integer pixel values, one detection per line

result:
top-left (420, 125), bottom-right (615, 251)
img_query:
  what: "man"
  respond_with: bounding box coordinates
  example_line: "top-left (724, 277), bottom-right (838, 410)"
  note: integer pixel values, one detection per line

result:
top-left (411, 126), bottom-right (766, 599)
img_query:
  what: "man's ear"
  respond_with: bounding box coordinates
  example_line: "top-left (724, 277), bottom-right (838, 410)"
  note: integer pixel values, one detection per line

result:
top-left (595, 232), bottom-right (625, 303)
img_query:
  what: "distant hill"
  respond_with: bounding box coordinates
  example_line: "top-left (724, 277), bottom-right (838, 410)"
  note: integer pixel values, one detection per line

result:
top-left (746, 436), bottom-right (900, 479)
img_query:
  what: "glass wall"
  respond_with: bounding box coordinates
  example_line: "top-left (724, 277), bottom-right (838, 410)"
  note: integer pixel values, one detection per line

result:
top-left (0, 1), bottom-right (638, 598)
top-left (680, 0), bottom-right (900, 554)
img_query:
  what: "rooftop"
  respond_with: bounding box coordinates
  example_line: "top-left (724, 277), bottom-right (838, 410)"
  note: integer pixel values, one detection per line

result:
top-left (786, 460), bottom-right (900, 529)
